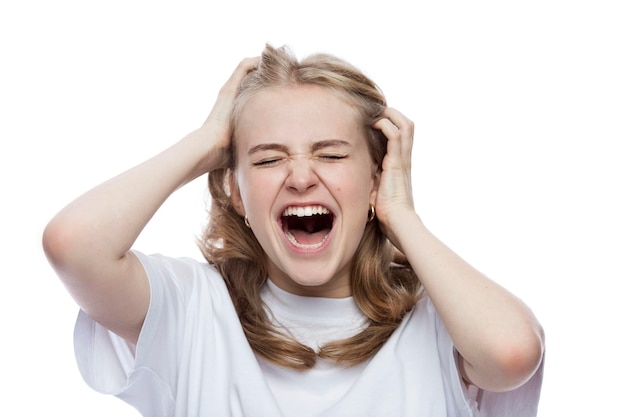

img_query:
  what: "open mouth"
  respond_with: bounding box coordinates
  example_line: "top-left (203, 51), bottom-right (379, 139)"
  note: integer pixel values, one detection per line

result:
top-left (280, 205), bottom-right (334, 250)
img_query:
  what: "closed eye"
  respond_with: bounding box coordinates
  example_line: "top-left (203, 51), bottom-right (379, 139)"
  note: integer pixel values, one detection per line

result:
top-left (252, 158), bottom-right (284, 167)
top-left (318, 154), bottom-right (347, 161)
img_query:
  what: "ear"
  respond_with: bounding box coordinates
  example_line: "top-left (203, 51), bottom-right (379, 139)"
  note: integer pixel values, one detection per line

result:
top-left (228, 169), bottom-right (246, 216)
top-left (369, 165), bottom-right (381, 206)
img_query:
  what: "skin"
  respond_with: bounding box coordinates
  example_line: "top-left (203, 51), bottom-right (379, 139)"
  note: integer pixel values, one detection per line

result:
top-left (230, 85), bottom-right (378, 298)
top-left (42, 57), bottom-right (260, 344)
top-left (43, 56), bottom-right (544, 394)
top-left (372, 110), bottom-right (545, 391)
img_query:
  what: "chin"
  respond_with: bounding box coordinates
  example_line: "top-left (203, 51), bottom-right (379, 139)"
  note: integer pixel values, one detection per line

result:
top-left (273, 264), bottom-right (351, 297)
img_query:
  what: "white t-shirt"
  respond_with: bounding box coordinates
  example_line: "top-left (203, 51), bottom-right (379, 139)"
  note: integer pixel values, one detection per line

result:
top-left (74, 252), bottom-right (544, 417)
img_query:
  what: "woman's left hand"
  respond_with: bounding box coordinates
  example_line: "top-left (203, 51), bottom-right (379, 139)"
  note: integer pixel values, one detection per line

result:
top-left (374, 109), bottom-right (545, 392)
top-left (372, 108), bottom-right (418, 250)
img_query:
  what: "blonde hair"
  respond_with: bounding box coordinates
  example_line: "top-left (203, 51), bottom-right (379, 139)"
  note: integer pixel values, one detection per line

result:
top-left (200, 44), bottom-right (421, 369)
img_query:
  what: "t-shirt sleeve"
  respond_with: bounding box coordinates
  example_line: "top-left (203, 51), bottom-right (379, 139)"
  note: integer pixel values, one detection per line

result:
top-left (73, 251), bottom-right (217, 417)
top-left (434, 301), bottom-right (545, 417)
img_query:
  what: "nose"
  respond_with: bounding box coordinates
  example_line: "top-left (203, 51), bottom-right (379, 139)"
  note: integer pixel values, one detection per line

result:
top-left (285, 156), bottom-right (318, 193)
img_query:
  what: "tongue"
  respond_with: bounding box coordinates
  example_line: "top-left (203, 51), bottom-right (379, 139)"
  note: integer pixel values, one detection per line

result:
top-left (288, 228), bottom-right (329, 245)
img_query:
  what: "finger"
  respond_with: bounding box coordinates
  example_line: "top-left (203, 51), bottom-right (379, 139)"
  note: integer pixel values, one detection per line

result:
top-left (372, 111), bottom-right (415, 203)
top-left (382, 108), bottom-right (414, 168)
top-left (372, 117), bottom-right (402, 168)
top-left (209, 57), bottom-right (260, 123)
top-left (219, 56), bottom-right (260, 97)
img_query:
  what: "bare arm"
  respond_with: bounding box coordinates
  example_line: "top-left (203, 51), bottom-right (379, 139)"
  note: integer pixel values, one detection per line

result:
top-left (373, 109), bottom-right (545, 392)
top-left (42, 58), bottom-right (259, 344)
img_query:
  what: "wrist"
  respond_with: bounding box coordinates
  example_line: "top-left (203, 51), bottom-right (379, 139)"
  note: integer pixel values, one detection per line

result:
top-left (381, 208), bottom-right (423, 251)
top-left (181, 127), bottom-right (231, 180)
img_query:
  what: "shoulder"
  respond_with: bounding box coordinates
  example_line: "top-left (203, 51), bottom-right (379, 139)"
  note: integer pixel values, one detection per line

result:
top-left (133, 250), bottom-right (221, 278)
top-left (132, 251), bottom-right (229, 301)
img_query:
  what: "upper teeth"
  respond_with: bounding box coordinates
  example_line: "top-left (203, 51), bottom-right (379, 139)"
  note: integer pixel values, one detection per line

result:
top-left (282, 205), bottom-right (329, 217)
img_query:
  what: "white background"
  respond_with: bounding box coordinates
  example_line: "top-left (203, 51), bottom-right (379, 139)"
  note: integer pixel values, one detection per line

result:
top-left (1, 1), bottom-right (624, 415)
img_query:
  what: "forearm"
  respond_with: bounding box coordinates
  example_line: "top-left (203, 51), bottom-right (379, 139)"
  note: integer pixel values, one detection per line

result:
top-left (43, 57), bottom-right (257, 343)
top-left (391, 210), bottom-right (544, 391)
top-left (44, 128), bottom-right (218, 280)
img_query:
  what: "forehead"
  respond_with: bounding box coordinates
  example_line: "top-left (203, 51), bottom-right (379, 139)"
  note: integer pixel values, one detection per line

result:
top-left (234, 85), bottom-right (364, 148)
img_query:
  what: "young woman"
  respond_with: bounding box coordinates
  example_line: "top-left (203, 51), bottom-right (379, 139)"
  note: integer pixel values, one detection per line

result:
top-left (43, 44), bottom-right (545, 416)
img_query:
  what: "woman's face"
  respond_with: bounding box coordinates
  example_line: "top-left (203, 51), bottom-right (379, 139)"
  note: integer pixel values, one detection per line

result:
top-left (231, 84), bottom-right (379, 298)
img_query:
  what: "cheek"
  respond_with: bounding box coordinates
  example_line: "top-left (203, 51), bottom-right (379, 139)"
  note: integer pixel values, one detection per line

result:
top-left (324, 167), bottom-right (374, 201)
top-left (236, 169), bottom-right (281, 209)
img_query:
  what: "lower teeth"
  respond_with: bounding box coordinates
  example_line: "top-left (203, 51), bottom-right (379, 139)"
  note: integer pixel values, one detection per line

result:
top-left (285, 231), bottom-right (329, 249)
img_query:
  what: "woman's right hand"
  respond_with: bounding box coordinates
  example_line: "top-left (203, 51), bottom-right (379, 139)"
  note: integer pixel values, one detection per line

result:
top-left (42, 56), bottom-right (258, 345)
top-left (194, 57), bottom-right (259, 173)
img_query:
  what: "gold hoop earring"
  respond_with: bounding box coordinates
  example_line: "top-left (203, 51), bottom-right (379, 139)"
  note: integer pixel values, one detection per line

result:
top-left (368, 204), bottom-right (376, 222)
top-left (244, 215), bottom-right (251, 228)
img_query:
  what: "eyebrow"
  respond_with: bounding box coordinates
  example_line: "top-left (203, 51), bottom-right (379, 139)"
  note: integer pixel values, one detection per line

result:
top-left (247, 139), bottom-right (351, 156)
top-left (247, 143), bottom-right (289, 156)
top-left (310, 139), bottom-right (351, 152)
